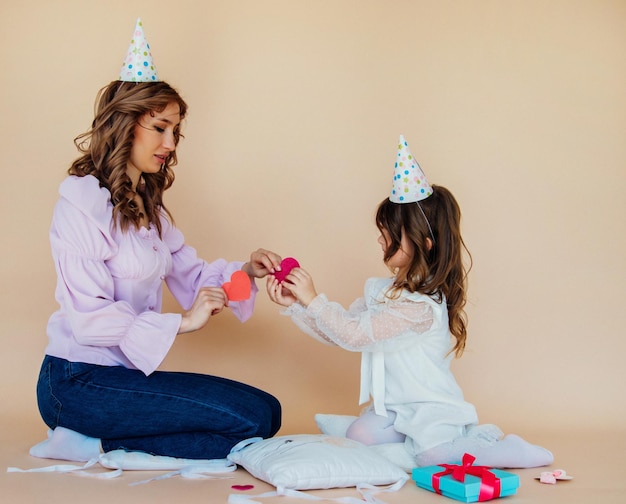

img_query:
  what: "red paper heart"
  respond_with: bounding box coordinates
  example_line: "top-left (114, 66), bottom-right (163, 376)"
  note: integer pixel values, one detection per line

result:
top-left (274, 257), bottom-right (300, 283)
top-left (222, 270), bottom-right (251, 301)
top-left (231, 484), bottom-right (254, 491)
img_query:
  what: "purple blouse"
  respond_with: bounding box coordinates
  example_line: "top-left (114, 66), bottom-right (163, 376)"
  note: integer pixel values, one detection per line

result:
top-left (44, 175), bottom-right (258, 375)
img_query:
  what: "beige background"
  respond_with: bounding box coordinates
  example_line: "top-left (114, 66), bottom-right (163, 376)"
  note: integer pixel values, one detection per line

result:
top-left (1, 0), bottom-right (624, 446)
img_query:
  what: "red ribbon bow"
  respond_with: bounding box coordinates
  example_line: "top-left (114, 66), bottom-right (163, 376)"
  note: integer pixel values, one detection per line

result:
top-left (432, 453), bottom-right (501, 501)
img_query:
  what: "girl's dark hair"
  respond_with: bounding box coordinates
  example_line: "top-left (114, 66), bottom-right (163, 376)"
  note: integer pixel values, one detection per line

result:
top-left (375, 185), bottom-right (472, 357)
top-left (68, 80), bottom-right (188, 236)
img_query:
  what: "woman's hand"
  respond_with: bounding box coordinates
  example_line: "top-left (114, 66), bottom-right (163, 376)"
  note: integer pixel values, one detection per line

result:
top-left (178, 287), bottom-right (228, 334)
top-left (267, 267), bottom-right (318, 307)
top-left (242, 248), bottom-right (282, 279)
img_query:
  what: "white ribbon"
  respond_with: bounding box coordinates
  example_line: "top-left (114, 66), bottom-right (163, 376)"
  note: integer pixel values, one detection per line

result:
top-left (130, 467), bottom-right (234, 486)
top-left (7, 457), bottom-right (122, 479)
top-left (360, 352), bottom-right (387, 416)
top-left (228, 477), bottom-right (408, 504)
top-left (7, 450), bottom-right (236, 484)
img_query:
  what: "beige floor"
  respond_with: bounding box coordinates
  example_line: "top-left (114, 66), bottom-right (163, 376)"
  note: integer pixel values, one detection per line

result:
top-left (2, 418), bottom-right (624, 504)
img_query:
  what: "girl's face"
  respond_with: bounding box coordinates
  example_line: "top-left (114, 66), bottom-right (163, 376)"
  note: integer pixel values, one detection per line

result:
top-left (127, 101), bottom-right (181, 186)
top-left (378, 229), bottom-right (414, 270)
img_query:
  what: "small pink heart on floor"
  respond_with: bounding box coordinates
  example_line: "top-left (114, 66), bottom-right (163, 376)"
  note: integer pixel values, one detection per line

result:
top-left (231, 484), bottom-right (254, 491)
top-left (222, 270), bottom-right (251, 301)
top-left (274, 257), bottom-right (300, 283)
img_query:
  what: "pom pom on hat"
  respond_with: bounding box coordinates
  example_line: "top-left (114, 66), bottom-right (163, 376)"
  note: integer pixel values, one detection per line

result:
top-left (390, 135), bottom-right (432, 203)
top-left (119, 18), bottom-right (159, 82)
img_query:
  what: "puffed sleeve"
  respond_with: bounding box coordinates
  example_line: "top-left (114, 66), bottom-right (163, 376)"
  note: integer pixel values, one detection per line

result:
top-left (283, 279), bottom-right (435, 353)
top-left (51, 177), bottom-right (180, 375)
top-left (283, 296), bottom-right (368, 346)
top-left (160, 217), bottom-right (258, 322)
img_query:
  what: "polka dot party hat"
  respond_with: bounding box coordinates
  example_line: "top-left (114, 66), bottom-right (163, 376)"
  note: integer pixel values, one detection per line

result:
top-left (390, 135), bottom-right (432, 203)
top-left (119, 18), bottom-right (159, 82)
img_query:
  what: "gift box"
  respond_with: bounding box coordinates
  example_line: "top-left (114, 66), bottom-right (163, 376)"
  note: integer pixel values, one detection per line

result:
top-left (412, 453), bottom-right (520, 502)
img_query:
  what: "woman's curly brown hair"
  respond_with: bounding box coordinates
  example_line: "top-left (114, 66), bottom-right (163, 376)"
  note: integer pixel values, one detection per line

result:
top-left (68, 80), bottom-right (188, 237)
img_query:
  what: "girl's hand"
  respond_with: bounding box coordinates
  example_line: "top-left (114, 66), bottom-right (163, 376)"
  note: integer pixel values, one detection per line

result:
top-left (179, 287), bottom-right (228, 334)
top-left (283, 267), bottom-right (318, 307)
top-left (266, 276), bottom-right (298, 307)
top-left (242, 248), bottom-right (282, 279)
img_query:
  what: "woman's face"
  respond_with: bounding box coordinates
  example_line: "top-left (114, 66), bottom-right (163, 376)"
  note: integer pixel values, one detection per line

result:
top-left (127, 101), bottom-right (181, 186)
top-left (377, 229), bottom-right (414, 270)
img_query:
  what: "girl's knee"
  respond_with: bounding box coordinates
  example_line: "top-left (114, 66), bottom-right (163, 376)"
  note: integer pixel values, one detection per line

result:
top-left (346, 419), bottom-right (376, 445)
top-left (345, 412), bottom-right (406, 446)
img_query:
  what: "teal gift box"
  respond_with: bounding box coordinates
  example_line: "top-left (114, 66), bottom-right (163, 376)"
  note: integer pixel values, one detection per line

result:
top-left (412, 453), bottom-right (520, 502)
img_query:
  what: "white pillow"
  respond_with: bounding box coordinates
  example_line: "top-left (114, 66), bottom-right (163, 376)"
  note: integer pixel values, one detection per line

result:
top-left (314, 413), bottom-right (356, 437)
top-left (99, 449), bottom-right (236, 472)
top-left (227, 434), bottom-right (408, 491)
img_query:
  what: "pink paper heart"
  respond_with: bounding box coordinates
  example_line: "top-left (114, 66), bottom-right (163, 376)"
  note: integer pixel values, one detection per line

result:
top-left (222, 270), bottom-right (251, 301)
top-left (540, 472), bottom-right (557, 484)
top-left (274, 257), bottom-right (300, 283)
top-left (231, 484), bottom-right (254, 491)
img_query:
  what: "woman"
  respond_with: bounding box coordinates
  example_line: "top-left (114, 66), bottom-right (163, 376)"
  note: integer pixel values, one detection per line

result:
top-left (30, 21), bottom-right (282, 463)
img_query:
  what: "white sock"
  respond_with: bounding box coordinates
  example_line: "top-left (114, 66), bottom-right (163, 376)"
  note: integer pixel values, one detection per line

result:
top-left (29, 427), bottom-right (102, 462)
top-left (416, 433), bottom-right (553, 469)
top-left (473, 434), bottom-right (554, 468)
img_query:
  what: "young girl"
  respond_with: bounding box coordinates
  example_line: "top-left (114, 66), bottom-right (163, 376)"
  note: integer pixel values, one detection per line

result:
top-left (29, 19), bottom-right (282, 463)
top-left (266, 136), bottom-right (553, 469)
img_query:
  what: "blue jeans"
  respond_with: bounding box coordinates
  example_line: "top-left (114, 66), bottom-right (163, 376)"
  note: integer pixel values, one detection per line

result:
top-left (36, 355), bottom-right (281, 459)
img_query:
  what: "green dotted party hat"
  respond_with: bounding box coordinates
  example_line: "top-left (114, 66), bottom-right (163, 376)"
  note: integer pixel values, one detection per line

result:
top-left (390, 135), bottom-right (432, 203)
top-left (119, 18), bottom-right (159, 82)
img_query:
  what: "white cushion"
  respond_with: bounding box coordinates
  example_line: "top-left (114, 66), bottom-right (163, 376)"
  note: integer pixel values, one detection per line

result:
top-left (314, 413), bottom-right (356, 437)
top-left (227, 434), bottom-right (408, 491)
top-left (99, 449), bottom-right (235, 472)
